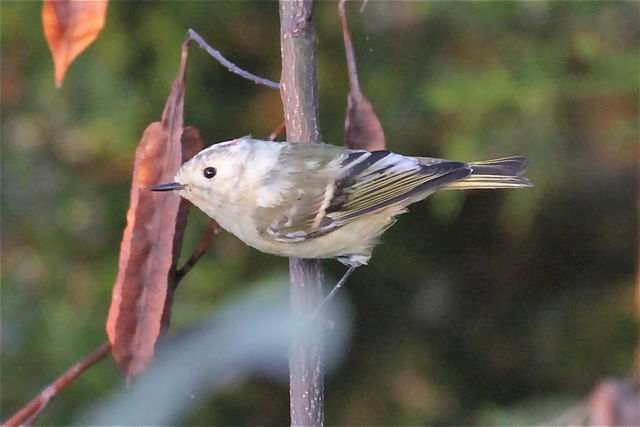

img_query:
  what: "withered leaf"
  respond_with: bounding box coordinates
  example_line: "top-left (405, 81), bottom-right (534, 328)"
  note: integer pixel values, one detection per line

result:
top-left (159, 127), bottom-right (206, 334)
top-left (345, 94), bottom-right (385, 151)
top-left (106, 43), bottom-right (190, 380)
top-left (42, 0), bottom-right (108, 87)
top-left (339, 0), bottom-right (386, 151)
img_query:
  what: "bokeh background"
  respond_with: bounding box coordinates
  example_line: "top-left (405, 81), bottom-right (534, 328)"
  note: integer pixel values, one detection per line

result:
top-left (1, 1), bottom-right (638, 425)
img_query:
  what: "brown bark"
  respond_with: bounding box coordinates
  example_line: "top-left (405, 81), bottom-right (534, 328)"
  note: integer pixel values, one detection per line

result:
top-left (279, 1), bottom-right (325, 426)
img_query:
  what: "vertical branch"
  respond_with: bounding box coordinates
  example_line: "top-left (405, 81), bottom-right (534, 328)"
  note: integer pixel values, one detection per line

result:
top-left (279, 1), bottom-right (325, 426)
top-left (279, 1), bottom-right (321, 143)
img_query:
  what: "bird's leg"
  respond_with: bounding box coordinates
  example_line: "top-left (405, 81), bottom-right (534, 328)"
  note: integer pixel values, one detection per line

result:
top-left (311, 265), bottom-right (357, 319)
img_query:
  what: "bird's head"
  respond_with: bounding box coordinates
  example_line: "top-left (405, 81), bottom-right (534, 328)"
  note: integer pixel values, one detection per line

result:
top-left (151, 137), bottom-right (254, 216)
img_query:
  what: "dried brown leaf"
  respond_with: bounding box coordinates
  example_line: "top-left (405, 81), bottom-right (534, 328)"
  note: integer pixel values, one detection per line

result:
top-left (345, 94), bottom-right (385, 151)
top-left (106, 43), bottom-right (190, 381)
top-left (42, 0), bottom-right (108, 87)
top-left (160, 127), bottom-right (206, 334)
top-left (339, 0), bottom-right (386, 151)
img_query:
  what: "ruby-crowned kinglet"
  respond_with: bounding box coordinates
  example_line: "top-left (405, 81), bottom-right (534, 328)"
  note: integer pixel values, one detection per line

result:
top-left (152, 136), bottom-right (531, 269)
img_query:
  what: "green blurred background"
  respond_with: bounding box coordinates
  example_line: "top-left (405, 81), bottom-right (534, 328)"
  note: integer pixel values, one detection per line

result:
top-left (1, 1), bottom-right (638, 425)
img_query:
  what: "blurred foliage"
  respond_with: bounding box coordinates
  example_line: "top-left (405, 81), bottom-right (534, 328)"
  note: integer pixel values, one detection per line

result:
top-left (1, 1), bottom-right (638, 425)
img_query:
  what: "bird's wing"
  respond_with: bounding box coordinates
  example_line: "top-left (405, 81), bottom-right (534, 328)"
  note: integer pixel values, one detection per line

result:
top-left (253, 147), bottom-right (471, 243)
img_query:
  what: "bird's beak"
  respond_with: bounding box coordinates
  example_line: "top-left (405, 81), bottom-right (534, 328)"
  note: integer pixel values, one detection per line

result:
top-left (150, 182), bottom-right (185, 192)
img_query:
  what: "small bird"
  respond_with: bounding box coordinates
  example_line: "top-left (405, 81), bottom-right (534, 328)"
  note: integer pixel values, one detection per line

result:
top-left (152, 136), bottom-right (531, 301)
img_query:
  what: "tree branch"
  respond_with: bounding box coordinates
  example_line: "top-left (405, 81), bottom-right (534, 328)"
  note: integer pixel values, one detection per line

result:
top-left (2, 342), bottom-right (111, 427)
top-left (175, 219), bottom-right (220, 282)
top-left (268, 120), bottom-right (286, 141)
top-left (279, 1), bottom-right (325, 426)
top-left (338, 0), bottom-right (361, 99)
top-left (187, 29), bottom-right (280, 89)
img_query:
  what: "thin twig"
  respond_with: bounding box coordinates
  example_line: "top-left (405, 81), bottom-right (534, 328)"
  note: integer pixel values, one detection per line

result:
top-left (338, 0), bottom-right (362, 100)
top-left (310, 265), bottom-right (357, 321)
top-left (22, 396), bottom-right (50, 427)
top-left (3, 342), bottom-right (111, 427)
top-left (175, 220), bottom-right (220, 283)
top-left (187, 29), bottom-right (280, 89)
top-left (268, 120), bottom-right (286, 141)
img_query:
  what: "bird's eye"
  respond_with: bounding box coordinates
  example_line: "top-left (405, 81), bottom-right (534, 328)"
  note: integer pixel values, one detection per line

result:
top-left (203, 167), bottom-right (217, 179)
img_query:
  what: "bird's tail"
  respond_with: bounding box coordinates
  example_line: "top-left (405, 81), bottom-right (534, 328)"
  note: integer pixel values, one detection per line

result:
top-left (443, 156), bottom-right (533, 190)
